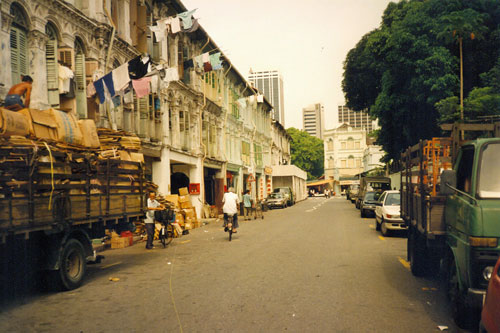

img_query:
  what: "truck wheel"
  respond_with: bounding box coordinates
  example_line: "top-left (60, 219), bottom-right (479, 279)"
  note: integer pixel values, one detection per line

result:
top-left (56, 239), bottom-right (87, 290)
top-left (408, 230), bottom-right (426, 277)
top-left (447, 257), bottom-right (474, 329)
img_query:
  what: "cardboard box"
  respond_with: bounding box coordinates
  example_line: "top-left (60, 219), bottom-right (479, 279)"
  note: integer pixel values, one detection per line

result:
top-left (165, 195), bottom-right (179, 207)
top-left (47, 109), bottom-right (83, 145)
top-left (183, 208), bottom-right (196, 219)
top-left (0, 108), bottom-right (29, 137)
top-left (19, 108), bottom-right (58, 141)
top-left (175, 213), bottom-right (184, 225)
top-left (78, 119), bottom-right (100, 148)
top-left (184, 222), bottom-right (192, 230)
top-left (179, 187), bottom-right (189, 196)
top-left (179, 195), bottom-right (190, 203)
top-left (130, 152), bottom-right (144, 163)
top-left (111, 237), bottom-right (129, 249)
top-left (180, 201), bottom-right (192, 209)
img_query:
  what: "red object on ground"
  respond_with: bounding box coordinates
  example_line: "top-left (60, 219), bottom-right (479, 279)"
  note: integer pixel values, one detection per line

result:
top-left (482, 256), bottom-right (500, 333)
top-left (120, 231), bottom-right (133, 246)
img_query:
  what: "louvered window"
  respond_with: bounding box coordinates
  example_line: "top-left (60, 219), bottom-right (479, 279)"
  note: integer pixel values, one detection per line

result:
top-left (75, 53), bottom-right (87, 118)
top-left (46, 38), bottom-right (59, 107)
top-left (10, 26), bottom-right (28, 85)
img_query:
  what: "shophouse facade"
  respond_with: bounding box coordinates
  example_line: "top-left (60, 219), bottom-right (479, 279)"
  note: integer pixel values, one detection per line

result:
top-left (1, 0), bottom-right (280, 217)
top-left (323, 124), bottom-right (368, 194)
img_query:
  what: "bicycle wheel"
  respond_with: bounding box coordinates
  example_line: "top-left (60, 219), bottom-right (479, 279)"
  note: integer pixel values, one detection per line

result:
top-left (164, 225), bottom-right (174, 246)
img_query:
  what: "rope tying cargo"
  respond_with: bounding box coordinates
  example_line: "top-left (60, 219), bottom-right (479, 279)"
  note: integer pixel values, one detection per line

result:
top-left (43, 142), bottom-right (55, 210)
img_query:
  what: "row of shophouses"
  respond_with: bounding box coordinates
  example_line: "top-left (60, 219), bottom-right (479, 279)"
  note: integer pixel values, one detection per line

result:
top-left (0, 0), bottom-right (302, 216)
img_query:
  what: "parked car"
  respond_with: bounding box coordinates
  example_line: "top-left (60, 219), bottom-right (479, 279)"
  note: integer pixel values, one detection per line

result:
top-left (360, 191), bottom-right (381, 218)
top-left (273, 187), bottom-right (295, 206)
top-left (374, 190), bottom-right (406, 236)
top-left (266, 193), bottom-right (287, 209)
top-left (349, 185), bottom-right (359, 203)
top-left (480, 256), bottom-right (500, 333)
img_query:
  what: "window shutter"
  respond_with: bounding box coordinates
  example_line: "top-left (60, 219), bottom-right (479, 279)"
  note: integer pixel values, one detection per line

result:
top-left (58, 48), bottom-right (74, 70)
top-left (10, 27), bottom-right (28, 85)
top-left (75, 53), bottom-right (87, 118)
top-left (10, 28), bottom-right (19, 84)
top-left (135, 94), bottom-right (149, 137)
top-left (46, 39), bottom-right (60, 107)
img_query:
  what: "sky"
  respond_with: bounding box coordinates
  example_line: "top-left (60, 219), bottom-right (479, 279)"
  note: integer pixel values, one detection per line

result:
top-left (182, 0), bottom-right (394, 130)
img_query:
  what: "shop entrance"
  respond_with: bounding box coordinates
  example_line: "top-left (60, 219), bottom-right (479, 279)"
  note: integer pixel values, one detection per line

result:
top-left (171, 172), bottom-right (189, 195)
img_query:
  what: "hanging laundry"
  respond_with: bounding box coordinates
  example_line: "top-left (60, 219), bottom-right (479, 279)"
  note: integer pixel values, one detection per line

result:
top-left (112, 62), bottom-right (131, 92)
top-left (183, 59), bottom-right (194, 70)
top-left (257, 94), bottom-right (264, 103)
top-left (149, 25), bottom-right (165, 42)
top-left (157, 18), bottom-right (168, 33)
top-left (102, 72), bottom-right (116, 97)
top-left (151, 75), bottom-right (159, 94)
top-left (183, 18), bottom-right (199, 33)
top-left (93, 78), bottom-right (106, 104)
top-left (164, 67), bottom-right (179, 83)
top-left (209, 52), bottom-right (222, 70)
top-left (128, 55), bottom-right (151, 79)
top-left (203, 62), bottom-right (212, 72)
top-left (58, 64), bottom-right (74, 94)
top-left (194, 55), bottom-right (204, 69)
top-left (112, 95), bottom-right (121, 107)
top-left (86, 80), bottom-right (96, 98)
top-left (202, 52), bottom-right (210, 63)
top-left (161, 36), bottom-right (169, 62)
top-left (132, 77), bottom-right (152, 98)
top-left (178, 9), bottom-right (197, 30)
top-left (237, 98), bottom-right (247, 109)
top-left (170, 17), bottom-right (181, 34)
top-left (123, 88), bottom-right (134, 104)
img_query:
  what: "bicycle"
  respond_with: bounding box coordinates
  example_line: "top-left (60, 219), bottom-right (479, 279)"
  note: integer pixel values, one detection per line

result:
top-left (155, 208), bottom-right (175, 248)
top-left (224, 213), bottom-right (237, 241)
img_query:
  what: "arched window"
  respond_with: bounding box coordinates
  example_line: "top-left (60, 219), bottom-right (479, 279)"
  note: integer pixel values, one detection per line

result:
top-left (45, 22), bottom-right (59, 107)
top-left (328, 156), bottom-right (334, 169)
top-left (327, 138), bottom-right (333, 151)
top-left (348, 155), bottom-right (354, 168)
top-left (347, 137), bottom-right (354, 149)
top-left (10, 3), bottom-right (29, 85)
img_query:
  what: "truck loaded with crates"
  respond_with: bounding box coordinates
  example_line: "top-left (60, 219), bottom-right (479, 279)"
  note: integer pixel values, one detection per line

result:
top-left (0, 107), bottom-right (146, 293)
top-left (401, 122), bottom-right (500, 327)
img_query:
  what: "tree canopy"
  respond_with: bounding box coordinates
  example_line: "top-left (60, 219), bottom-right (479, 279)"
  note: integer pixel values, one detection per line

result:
top-left (286, 128), bottom-right (324, 180)
top-left (343, 0), bottom-right (500, 161)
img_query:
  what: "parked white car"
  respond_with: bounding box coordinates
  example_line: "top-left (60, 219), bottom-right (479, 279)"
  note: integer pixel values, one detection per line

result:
top-left (374, 190), bottom-right (406, 236)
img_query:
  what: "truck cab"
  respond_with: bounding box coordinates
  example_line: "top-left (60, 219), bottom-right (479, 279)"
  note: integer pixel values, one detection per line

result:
top-left (441, 139), bottom-right (500, 319)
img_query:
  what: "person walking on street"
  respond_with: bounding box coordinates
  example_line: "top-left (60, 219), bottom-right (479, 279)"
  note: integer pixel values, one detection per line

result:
top-left (145, 191), bottom-right (165, 249)
top-left (223, 187), bottom-right (240, 233)
top-left (243, 190), bottom-right (252, 220)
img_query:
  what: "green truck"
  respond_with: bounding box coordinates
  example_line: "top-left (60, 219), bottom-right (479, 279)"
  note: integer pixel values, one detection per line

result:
top-left (401, 122), bottom-right (500, 327)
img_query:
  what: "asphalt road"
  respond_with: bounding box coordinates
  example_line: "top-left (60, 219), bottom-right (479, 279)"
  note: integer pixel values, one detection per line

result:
top-left (0, 197), bottom-right (469, 332)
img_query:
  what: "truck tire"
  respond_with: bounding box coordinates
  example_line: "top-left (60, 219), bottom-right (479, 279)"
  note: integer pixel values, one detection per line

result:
top-left (408, 229), bottom-right (427, 277)
top-left (447, 256), bottom-right (475, 329)
top-left (54, 239), bottom-right (87, 291)
top-left (381, 220), bottom-right (389, 237)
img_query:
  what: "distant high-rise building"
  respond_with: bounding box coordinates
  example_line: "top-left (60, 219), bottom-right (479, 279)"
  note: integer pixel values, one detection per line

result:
top-left (338, 105), bottom-right (377, 132)
top-left (302, 103), bottom-right (325, 139)
top-left (248, 70), bottom-right (285, 126)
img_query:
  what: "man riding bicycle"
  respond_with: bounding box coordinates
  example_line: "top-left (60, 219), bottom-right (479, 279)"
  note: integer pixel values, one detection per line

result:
top-left (222, 187), bottom-right (239, 233)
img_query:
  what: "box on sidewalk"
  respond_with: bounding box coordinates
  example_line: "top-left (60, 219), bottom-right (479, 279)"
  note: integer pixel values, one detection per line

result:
top-left (111, 237), bottom-right (129, 249)
top-left (179, 187), bottom-right (189, 196)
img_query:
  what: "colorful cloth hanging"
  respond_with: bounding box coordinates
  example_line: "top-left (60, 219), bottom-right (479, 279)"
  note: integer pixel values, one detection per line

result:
top-left (132, 77), bottom-right (152, 98)
top-left (178, 9), bottom-right (197, 30)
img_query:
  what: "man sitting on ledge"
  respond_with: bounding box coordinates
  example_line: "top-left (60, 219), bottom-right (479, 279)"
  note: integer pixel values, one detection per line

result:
top-left (4, 75), bottom-right (33, 111)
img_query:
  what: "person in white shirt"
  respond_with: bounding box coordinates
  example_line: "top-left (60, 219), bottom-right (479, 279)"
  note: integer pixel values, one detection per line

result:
top-left (145, 191), bottom-right (164, 249)
top-left (222, 187), bottom-right (240, 233)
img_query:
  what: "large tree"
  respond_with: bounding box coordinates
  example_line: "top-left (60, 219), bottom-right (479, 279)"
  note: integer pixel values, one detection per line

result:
top-left (343, 0), bottom-right (500, 161)
top-left (286, 128), bottom-right (324, 180)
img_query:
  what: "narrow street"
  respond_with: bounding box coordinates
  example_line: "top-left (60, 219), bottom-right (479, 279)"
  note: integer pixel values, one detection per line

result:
top-left (1, 197), bottom-right (464, 332)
